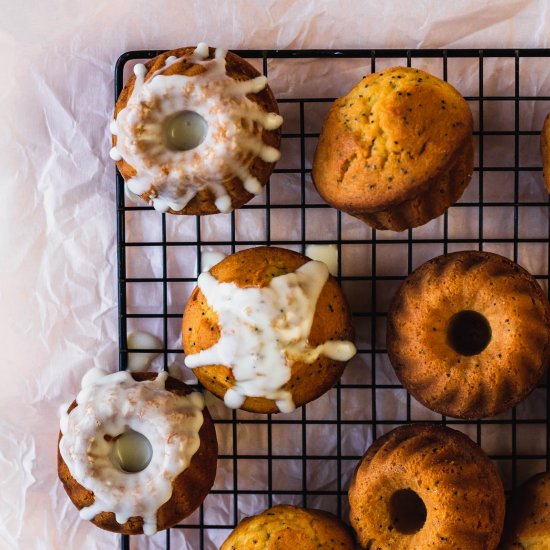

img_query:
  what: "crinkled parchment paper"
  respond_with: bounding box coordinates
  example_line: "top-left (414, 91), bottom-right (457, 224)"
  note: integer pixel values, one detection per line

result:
top-left (2, 1), bottom-right (550, 548)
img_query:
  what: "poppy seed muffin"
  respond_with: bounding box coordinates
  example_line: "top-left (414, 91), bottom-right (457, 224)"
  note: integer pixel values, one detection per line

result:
top-left (312, 66), bottom-right (474, 231)
top-left (182, 246), bottom-right (355, 414)
top-left (348, 424), bottom-right (505, 549)
top-left (500, 472), bottom-right (550, 548)
top-left (387, 251), bottom-right (550, 419)
top-left (220, 505), bottom-right (355, 549)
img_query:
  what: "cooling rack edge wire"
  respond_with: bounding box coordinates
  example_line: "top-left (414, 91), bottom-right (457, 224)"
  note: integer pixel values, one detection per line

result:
top-left (114, 48), bottom-right (550, 550)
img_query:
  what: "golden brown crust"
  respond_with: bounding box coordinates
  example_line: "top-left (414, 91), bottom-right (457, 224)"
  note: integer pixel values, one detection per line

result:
top-left (220, 504), bottom-right (355, 550)
top-left (348, 424), bottom-right (505, 550)
top-left (541, 113), bottom-right (550, 194)
top-left (57, 372), bottom-right (218, 535)
top-left (312, 66), bottom-right (474, 231)
top-left (387, 251), bottom-right (550, 419)
top-left (500, 472), bottom-right (550, 549)
top-left (182, 246), bottom-right (354, 414)
top-left (354, 137), bottom-right (474, 231)
top-left (113, 47), bottom-right (281, 215)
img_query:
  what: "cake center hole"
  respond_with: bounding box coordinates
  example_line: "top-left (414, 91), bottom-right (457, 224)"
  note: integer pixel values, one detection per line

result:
top-left (163, 110), bottom-right (207, 151)
top-left (109, 430), bottom-right (153, 473)
top-left (389, 488), bottom-right (427, 535)
top-left (447, 310), bottom-right (492, 356)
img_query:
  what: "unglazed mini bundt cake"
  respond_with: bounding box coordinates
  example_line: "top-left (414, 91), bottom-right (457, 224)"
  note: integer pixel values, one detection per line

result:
top-left (387, 251), bottom-right (550, 419)
top-left (111, 43), bottom-right (282, 215)
top-left (348, 424), bottom-right (505, 549)
top-left (182, 246), bottom-right (356, 414)
top-left (58, 370), bottom-right (218, 535)
top-left (500, 472), bottom-right (550, 549)
top-left (220, 504), bottom-right (355, 550)
top-left (312, 66), bottom-right (474, 231)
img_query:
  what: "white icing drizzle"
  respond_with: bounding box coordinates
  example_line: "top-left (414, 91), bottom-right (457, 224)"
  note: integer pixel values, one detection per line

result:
top-left (305, 244), bottom-right (339, 276)
top-left (184, 261), bottom-right (356, 413)
top-left (200, 249), bottom-right (227, 272)
top-left (110, 43), bottom-right (283, 213)
top-left (109, 146), bottom-right (122, 161)
top-left (59, 369), bottom-right (204, 535)
top-left (126, 331), bottom-right (163, 372)
top-left (124, 181), bottom-right (146, 204)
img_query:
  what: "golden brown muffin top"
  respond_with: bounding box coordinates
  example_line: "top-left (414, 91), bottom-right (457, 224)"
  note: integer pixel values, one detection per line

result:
top-left (207, 246), bottom-right (305, 287)
top-left (500, 472), bottom-right (550, 549)
top-left (220, 505), bottom-right (355, 550)
top-left (182, 246), bottom-right (354, 414)
top-left (313, 66), bottom-right (473, 213)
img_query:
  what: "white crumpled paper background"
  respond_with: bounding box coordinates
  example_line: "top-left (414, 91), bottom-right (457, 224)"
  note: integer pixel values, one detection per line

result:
top-left (2, 1), bottom-right (550, 548)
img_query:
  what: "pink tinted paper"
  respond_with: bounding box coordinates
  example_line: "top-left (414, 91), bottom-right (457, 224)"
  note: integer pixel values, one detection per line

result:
top-left (2, 1), bottom-right (550, 548)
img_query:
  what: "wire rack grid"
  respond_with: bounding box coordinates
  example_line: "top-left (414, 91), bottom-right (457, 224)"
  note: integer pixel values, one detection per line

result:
top-left (114, 48), bottom-right (550, 549)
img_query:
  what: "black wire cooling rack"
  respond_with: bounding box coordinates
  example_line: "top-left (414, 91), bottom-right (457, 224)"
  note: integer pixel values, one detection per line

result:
top-left (114, 49), bottom-right (550, 549)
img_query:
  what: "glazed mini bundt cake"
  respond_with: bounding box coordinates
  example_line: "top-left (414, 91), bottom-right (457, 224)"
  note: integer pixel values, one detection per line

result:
top-left (182, 246), bottom-right (356, 414)
top-left (312, 66), bottom-right (474, 231)
top-left (348, 424), bottom-right (505, 549)
top-left (58, 369), bottom-right (218, 535)
top-left (387, 251), bottom-right (550, 419)
top-left (500, 472), bottom-right (550, 549)
top-left (111, 43), bottom-right (282, 215)
top-left (220, 504), bottom-right (355, 550)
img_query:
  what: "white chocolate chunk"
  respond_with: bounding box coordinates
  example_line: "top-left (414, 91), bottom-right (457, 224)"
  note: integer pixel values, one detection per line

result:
top-left (127, 331), bottom-right (163, 372)
top-left (305, 244), bottom-right (339, 276)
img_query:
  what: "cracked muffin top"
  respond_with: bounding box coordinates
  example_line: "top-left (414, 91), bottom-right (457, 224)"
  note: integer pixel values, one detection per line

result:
top-left (220, 504), bottom-right (355, 550)
top-left (312, 66), bottom-right (473, 213)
